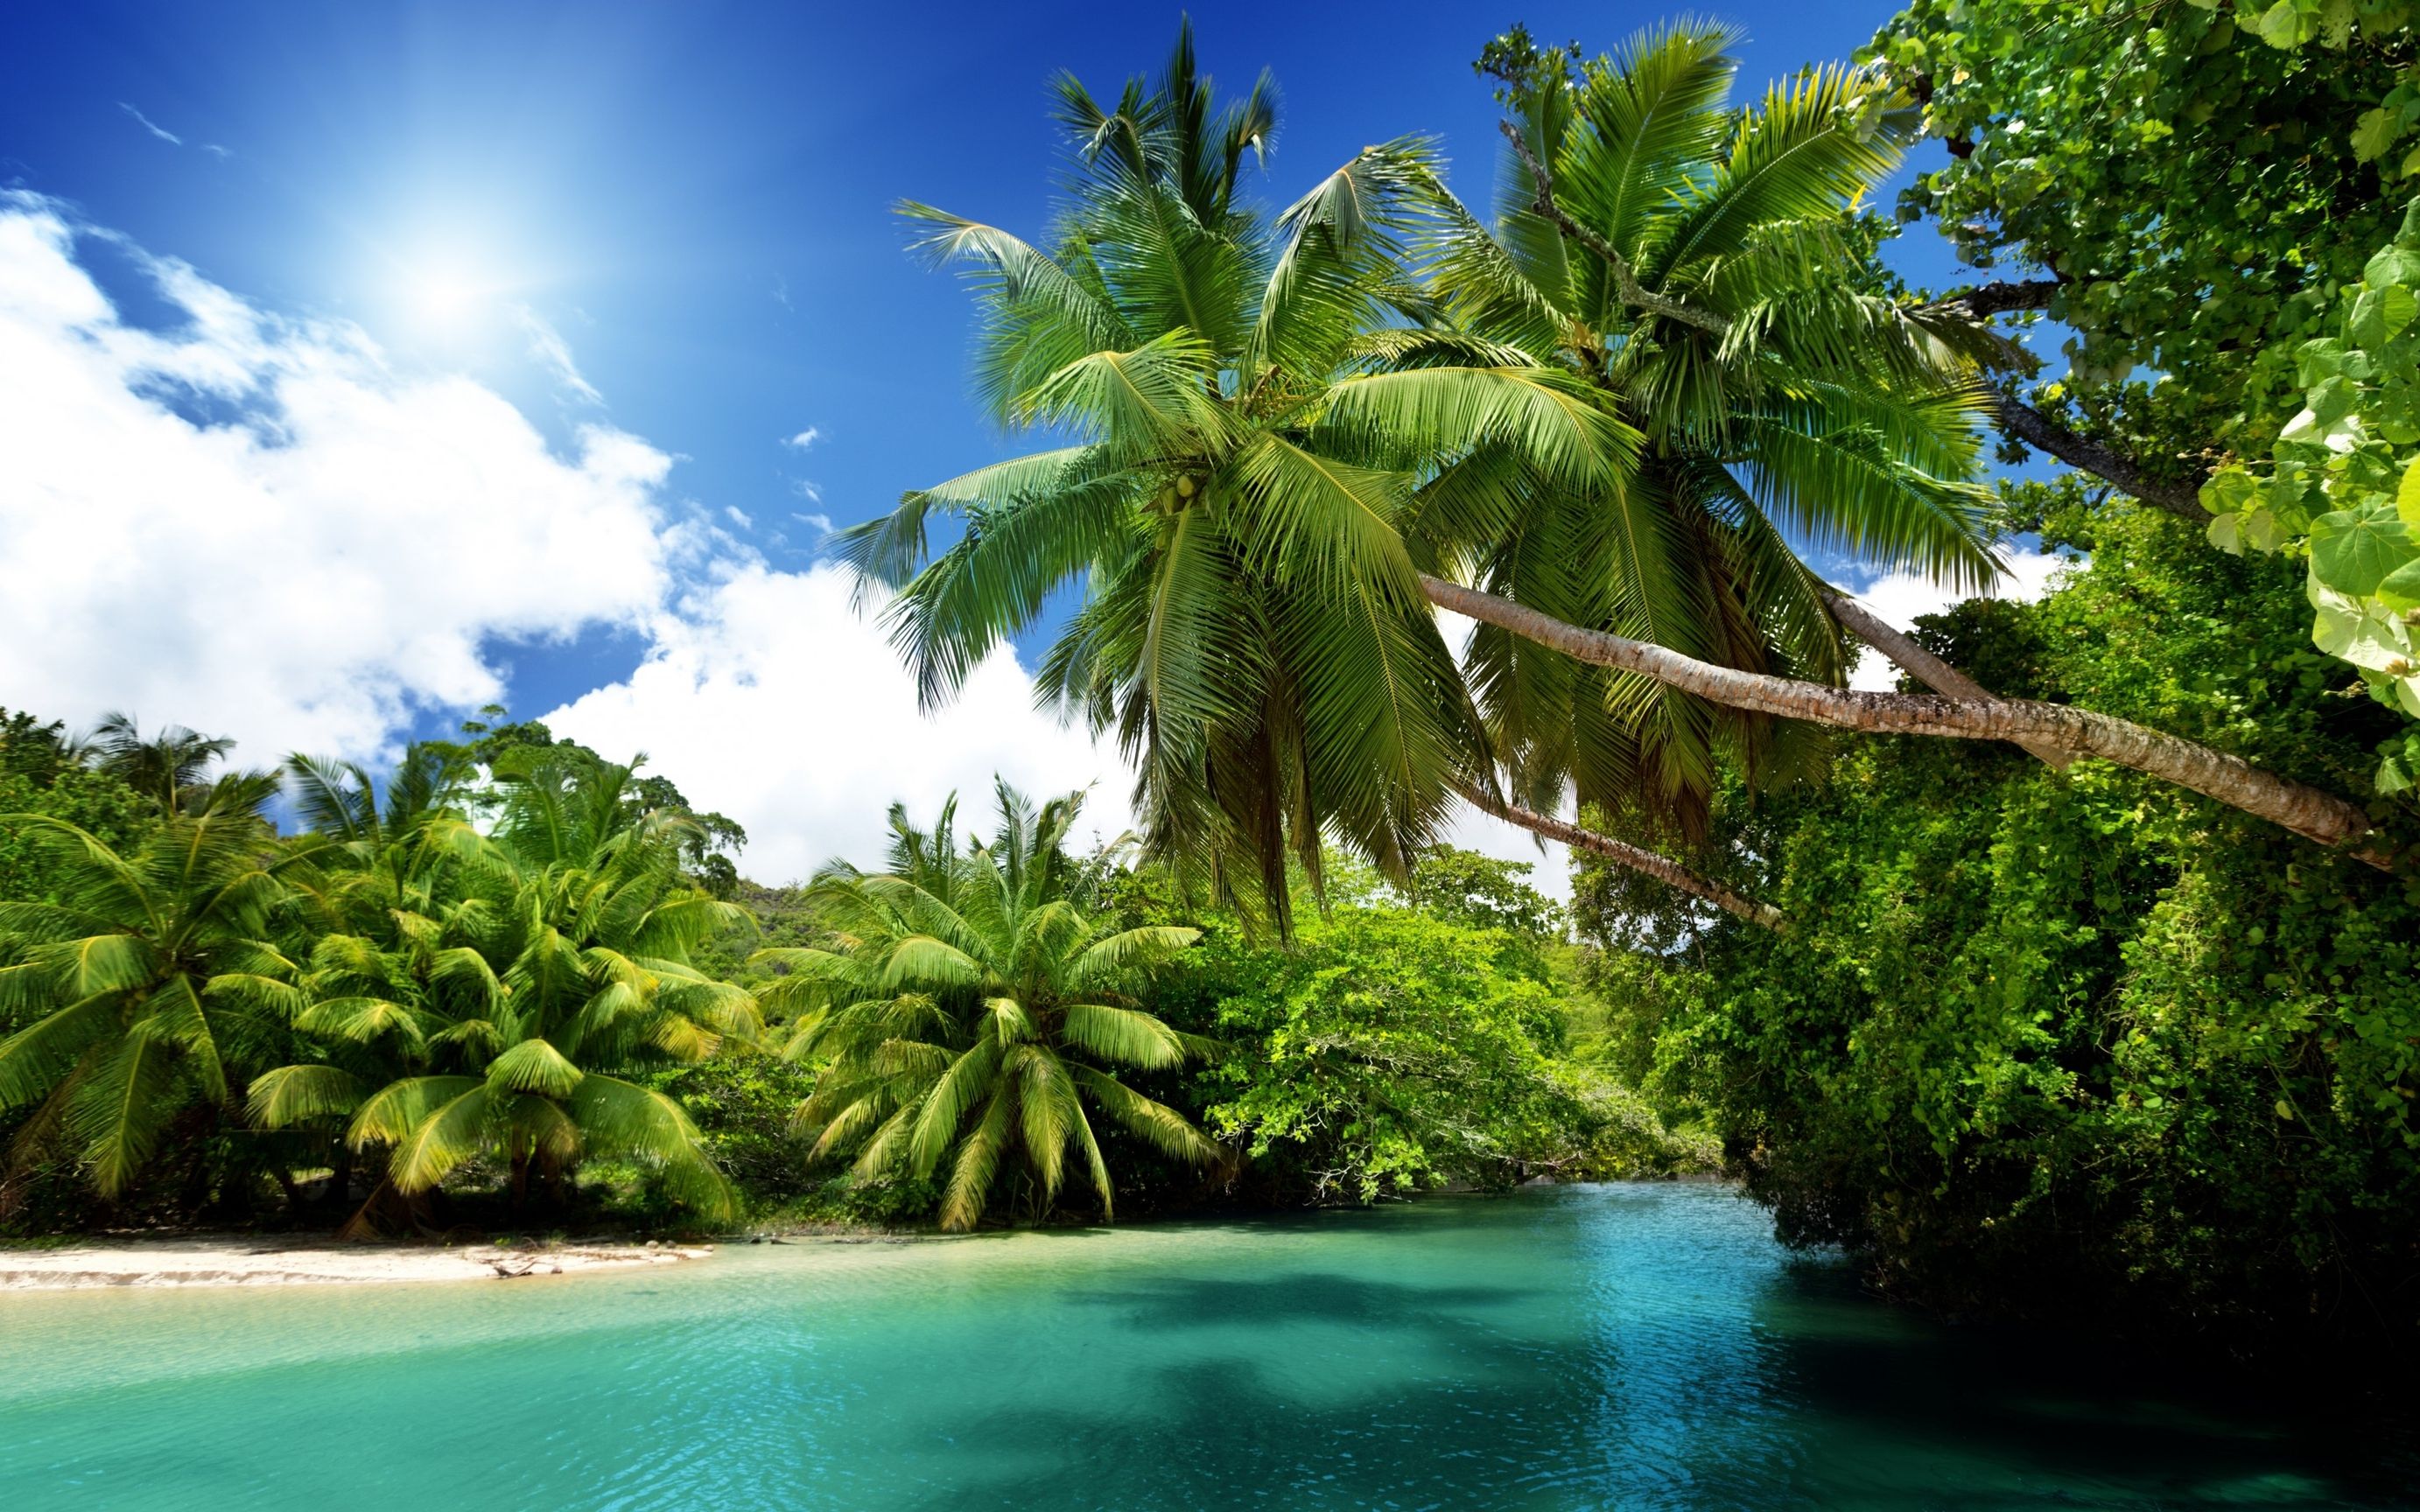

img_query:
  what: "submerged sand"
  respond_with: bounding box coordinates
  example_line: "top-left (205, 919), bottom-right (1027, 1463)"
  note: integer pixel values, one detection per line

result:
top-left (0, 1236), bottom-right (713, 1290)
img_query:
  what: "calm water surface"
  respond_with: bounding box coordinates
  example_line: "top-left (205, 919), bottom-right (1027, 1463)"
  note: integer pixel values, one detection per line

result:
top-left (0, 1184), bottom-right (2409, 1509)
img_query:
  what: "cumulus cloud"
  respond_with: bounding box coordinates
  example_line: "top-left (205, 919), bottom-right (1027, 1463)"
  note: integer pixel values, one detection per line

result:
top-left (783, 426), bottom-right (821, 450)
top-left (0, 195), bottom-right (685, 762)
top-left (1843, 548), bottom-right (2072, 690)
top-left (544, 564), bottom-right (1136, 884)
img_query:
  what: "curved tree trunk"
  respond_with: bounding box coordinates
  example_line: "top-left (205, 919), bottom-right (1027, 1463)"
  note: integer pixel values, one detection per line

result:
top-left (1454, 780), bottom-right (1785, 931)
top-left (1823, 592), bottom-right (2072, 771)
top-left (1422, 574), bottom-right (2390, 868)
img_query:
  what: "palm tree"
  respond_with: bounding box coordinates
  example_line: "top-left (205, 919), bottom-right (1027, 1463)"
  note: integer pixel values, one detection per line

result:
top-left (856, 23), bottom-right (2388, 890)
top-left (763, 781), bottom-right (1220, 1230)
top-left (838, 23), bottom-right (1641, 928)
top-left (1412, 22), bottom-right (2003, 836)
top-left (251, 752), bottom-right (760, 1220)
top-left (1405, 24), bottom-right (2385, 863)
top-left (76, 711), bottom-right (277, 817)
top-left (0, 788), bottom-right (303, 1198)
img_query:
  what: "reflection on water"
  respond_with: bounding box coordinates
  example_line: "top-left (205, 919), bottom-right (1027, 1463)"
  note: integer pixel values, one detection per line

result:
top-left (0, 1184), bottom-right (2409, 1510)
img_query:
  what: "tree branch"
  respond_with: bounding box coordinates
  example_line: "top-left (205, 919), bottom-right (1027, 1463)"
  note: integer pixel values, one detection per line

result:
top-left (1497, 121), bottom-right (1730, 336)
top-left (1822, 592), bottom-right (2073, 770)
top-left (1987, 390), bottom-right (2211, 522)
top-left (1420, 574), bottom-right (2390, 867)
top-left (1453, 780), bottom-right (1786, 932)
top-left (1923, 279), bottom-right (2063, 319)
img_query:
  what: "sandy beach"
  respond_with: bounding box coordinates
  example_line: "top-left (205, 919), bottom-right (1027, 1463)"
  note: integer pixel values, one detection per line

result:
top-left (0, 1236), bottom-right (714, 1290)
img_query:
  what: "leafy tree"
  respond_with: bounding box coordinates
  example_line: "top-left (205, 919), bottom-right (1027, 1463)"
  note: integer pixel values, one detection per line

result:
top-left (2201, 198), bottom-right (2420, 790)
top-left (1578, 492), bottom-right (2420, 1345)
top-left (0, 710), bottom-right (151, 923)
top-left (765, 782), bottom-right (1221, 1229)
top-left (1197, 905), bottom-right (1589, 1200)
top-left (252, 753), bottom-right (759, 1220)
top-left (0, 788), bottom-right (304, 1198)
top-left (440, 710), bottom-right (749, 898)
top-left (1406, 845), bottom-right (1564, 942)
top-left (1864, 0), bottom-right (2420, 514)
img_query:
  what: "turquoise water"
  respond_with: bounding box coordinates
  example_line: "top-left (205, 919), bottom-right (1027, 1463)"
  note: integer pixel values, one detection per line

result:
top-left (0, 1184), bottom-right (2408, 1509)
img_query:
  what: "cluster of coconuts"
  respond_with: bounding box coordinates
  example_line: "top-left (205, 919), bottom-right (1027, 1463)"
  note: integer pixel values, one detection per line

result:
top-left (1151, 473), bottom-right (1201, 514)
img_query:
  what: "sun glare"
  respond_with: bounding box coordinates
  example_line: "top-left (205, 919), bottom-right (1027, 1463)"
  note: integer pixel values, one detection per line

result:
top-left (403, 259), bottom-right (495, 339)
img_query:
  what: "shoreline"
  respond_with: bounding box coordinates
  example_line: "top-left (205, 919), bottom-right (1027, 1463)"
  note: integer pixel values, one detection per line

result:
top-left (0, 1236), bottom-right (715, 1291)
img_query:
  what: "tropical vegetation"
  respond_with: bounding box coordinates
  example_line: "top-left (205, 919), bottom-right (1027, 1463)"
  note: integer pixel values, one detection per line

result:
top-left (6, 6), bottom-right (2420, 1361)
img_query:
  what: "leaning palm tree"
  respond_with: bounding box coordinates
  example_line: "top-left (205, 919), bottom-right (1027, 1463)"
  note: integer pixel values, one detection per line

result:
top-left (763, 782), bottom-right (1219, 1230)
top-left (0, 788), bottom-right (303, 1197)
top-left (1411, 22), bottom-right (2001, 836)
top-left (251, 752), bottom-right (760, 1220)
top-left (838, 24), bottom-right (1639, 928)
top-left (856, 24), bottom-right (2390, 895)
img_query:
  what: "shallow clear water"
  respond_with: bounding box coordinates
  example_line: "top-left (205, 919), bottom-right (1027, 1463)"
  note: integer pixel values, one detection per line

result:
top-left (0, 1184), bottom-right (2409, 1510)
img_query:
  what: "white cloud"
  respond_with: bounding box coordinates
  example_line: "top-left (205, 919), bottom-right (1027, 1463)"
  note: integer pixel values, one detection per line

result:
top-left (0, 196), bottom-right (684, 763)
top-left (1843, 547), bottom-right (2072, 690)
top-left (201, 144), bottom-right (233, 160)
top-left (545, 564), bottom-right (1135, 884)
top-left (513, 304), bottom-right (602, 403)
top-left (119, 103), bottom-right (181, 146)
top-left (791, 511), bottom-right (832, 536)
top-left (783, 426), bottom-right (820, 450)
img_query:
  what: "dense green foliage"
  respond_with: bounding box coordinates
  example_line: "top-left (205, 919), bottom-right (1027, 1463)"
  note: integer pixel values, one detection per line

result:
top-left (2204, 200), bottom-right (2420, 788)
top-left (1868, 0), bottom-right (2419, 466)
top-left (0, 723), bottom-right (762, 1232)
top-left (2, 704), bottom-right (1660, 1235)
top-left (14, 10), bottom-right (2420, 1362)
top-left (764, 786), bottom-right (1223, 1230)
top-left (1575, 494), bottom-right (2420, 1345)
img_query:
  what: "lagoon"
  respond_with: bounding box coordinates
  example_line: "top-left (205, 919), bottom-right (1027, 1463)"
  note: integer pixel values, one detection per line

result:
top-left (0, 1184), bottom-right (2405, 1510)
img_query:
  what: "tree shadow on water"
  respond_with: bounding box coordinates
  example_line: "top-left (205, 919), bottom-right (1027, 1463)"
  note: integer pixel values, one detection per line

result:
top-left (1066, 1270), bottom-right (1547, 1334)
top-left (1728, 1265), bottom-right (2420, 1511)
top-left (911, 1348), bottom-right (1617, 1512)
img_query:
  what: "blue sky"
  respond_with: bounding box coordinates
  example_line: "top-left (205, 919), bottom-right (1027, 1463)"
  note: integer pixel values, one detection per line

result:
top-left (0, 1), bottom-right (2023, 884)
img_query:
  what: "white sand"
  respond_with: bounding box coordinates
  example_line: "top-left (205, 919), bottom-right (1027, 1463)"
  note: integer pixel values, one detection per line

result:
top-left (0, 1236), bottom-right (713, 1290)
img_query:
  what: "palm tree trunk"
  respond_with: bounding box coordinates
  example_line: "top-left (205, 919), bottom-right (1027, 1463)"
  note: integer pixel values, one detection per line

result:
top-left (1420, 574), bottom-right (2391, 867)
top-left (1453, 780), bottom-right (1785, 931)
top-left (1822, 592), bottom-right (2072, 770)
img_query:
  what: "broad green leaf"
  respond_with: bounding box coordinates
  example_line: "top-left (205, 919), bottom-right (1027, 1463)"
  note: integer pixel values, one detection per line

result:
top-left (2253, 0), bottom-right (2308, 48)
top-left (2311, 596), bottom-right (2416, 671)
top-left (2206, 509), bottom-right (2246, 554)
top-left (2199, 466), bottom-right (2258, 516)
top-left (2310, 507), bottom-right (2417, 594)
top-left (2362, 247), bottom-right (2420, 290)
top-left (2398, 455), bottom-right (2420, 527)
top-left (2353, 107), bottom-right (2398, 164)
top-left (2348, 283), bottom-right (2419, 346)
top-left (2378, 749), bottom-right (2416, 794)
top-left (2376, 554), bottom-right (2420, 613)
